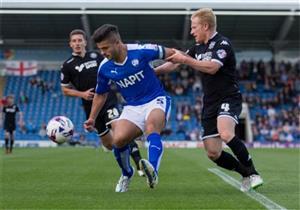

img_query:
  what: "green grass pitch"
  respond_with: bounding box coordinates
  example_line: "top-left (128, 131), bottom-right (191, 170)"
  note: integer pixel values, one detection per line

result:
top-left (0, 147), bottom-right (299, 209)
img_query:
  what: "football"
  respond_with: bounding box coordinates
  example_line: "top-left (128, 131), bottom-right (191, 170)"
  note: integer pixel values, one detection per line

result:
top-left (46, 116), bottom-right (74, 144)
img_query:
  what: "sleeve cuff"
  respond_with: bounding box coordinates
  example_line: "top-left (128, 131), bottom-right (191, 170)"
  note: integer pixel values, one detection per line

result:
top-left (61, 83), bottom-right (71, 87)
top-left (158, 46), bottom-right (165, 59)
top-left (211, 59), bottom-right (223, 66)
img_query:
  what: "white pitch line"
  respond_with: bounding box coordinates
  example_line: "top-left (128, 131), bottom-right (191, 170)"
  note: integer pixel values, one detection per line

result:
top-left (208, 168), bottom-right (287, 210)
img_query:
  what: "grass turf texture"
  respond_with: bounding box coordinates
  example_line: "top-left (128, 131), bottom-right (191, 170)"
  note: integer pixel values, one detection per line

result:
top-left (0, 147), bottom-right (299, 209)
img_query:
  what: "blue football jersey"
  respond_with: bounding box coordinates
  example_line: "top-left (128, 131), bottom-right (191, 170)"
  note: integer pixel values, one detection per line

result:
top-left (96, 44), bottom-right (167, 105)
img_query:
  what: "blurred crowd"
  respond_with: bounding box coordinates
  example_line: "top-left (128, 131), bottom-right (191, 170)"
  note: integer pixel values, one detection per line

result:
top-left (0, 76), bottom-right (60, 138)
top-left (239, 59), bottom-right (299, 142)
top-left (29, 76), bottom-right (56, 95)
top-left (158, 59), bottom-right (299, 142)
top-left (1, 59), bottom-right (299, 143)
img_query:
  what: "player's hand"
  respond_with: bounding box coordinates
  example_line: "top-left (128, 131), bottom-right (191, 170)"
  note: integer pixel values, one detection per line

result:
top-left (84, 118), bottom-right (95, 132)
top-left (82, 88), bottom-right (95, 101)
top-left (166, 49), bottom-right (188, 64)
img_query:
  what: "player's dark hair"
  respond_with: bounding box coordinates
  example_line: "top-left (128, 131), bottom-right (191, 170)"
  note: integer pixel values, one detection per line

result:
top-left (69, 29), bottom-right (87, 40)
top-left (92, 24), bottom-right (121, 43)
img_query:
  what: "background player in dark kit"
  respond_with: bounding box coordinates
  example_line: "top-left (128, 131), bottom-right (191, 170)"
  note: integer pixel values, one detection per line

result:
top-left (2, 95), bottom-right (23, 154)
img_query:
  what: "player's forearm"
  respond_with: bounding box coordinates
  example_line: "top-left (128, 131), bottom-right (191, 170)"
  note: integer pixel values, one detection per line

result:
top-left (184, 57), bottom-right (220, 74)
top-left (89, 93), bottom-right (108, 120)
top-left (164, 47), bottom-right (176, 58)
top-left (155, 62), bottom-right (179, 75)
top-left (61, 86), bottom-right (84, 98)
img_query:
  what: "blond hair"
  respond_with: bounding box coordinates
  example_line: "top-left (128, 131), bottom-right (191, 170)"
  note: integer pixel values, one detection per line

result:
top-left (191, 8), bottom-right (217, 30)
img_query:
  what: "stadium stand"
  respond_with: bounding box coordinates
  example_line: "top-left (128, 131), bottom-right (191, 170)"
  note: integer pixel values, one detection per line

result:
top-left (1, 59), bottom-right (299, 143)
top-left (0, 71), bottom-right (99, 143)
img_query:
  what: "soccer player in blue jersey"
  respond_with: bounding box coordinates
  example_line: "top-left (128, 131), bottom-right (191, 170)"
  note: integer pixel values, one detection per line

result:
top-left (84, 24), bottom-right (175, 192)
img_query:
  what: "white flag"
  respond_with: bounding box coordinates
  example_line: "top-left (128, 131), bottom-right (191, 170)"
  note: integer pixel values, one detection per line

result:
top-left (5, 61), bottom-right (38, 76)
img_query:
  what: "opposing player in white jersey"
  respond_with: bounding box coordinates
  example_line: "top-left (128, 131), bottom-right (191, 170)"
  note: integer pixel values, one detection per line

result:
top-left (84, 24), bottom-right (175, 192)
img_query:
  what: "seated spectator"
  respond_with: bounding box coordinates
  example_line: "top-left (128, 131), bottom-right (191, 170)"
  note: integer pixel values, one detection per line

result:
top-left (29, 76), bottom-right (38, 86)
top-left (176, 121), bottom-right (186, 135)
top-left (161, 124), bottom-right (172, 137)
top-left (270, 128), bottom-right (279, 142)
top-left (192, 76), bottom-right (202, 92)
top-left (176, 103), bottom-right (183, 121)
top-left (38, 123), bottom-right (47, 138)
top-left (174, 84), bottom-right (184, 95)
top-left (19, 91), bottom-right (29, 104)
top-left (189, 128), bottom-right (200, 141)
top-left (182, 103), bottom-right (191, 121)
top-left (79, 134), bottom-right (87, 145)
top-left (18, 120), bottom-right (26, 134)
top-left (267, 105), bottom-right (276, 117)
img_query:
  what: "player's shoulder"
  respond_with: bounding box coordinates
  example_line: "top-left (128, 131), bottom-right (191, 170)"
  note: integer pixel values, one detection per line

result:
top-left (127, 44), bottom-right (141, 51)
top-left (186, 44), bottom-right (197, 53)
top-left (86, 51), bottom-right (103, 60)
top-left (62, 55), bottom-right (75, 66)
top-left (127, 43), bottom-right (159, 51)
top-left (214, 33), bottom-right (232, 46)
top-left (98, 57), bottom-right (111, 73)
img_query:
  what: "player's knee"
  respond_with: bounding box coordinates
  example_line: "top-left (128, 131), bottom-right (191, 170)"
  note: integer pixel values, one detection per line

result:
top-left (219, 130), bottom-right (234, 142)
top-left (4, 133), bottom-right (10, 139)
top-left (145, 123), bottom-right (161, 134)
top-left (101, 140), bottom-right (113, 150)
top-left (112, 136), bottom-right (127, 148)
top-left (100, 135), bottom-right (113, 150)
top-left (207, 150), bottom-right (221, 161)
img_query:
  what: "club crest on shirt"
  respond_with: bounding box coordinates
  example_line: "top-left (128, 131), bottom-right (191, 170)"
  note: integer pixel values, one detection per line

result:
top-left (90, 52), bottom-right (98, 59)
top-left (131, 59), bottom-right (139, 67)
top-left (216, 49), bottom-right (227, 59)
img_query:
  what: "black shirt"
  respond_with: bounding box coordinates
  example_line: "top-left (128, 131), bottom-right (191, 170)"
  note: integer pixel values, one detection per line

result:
top-left (61, 51), bottom-right (118, 108)
top-left (187, 33), bottom-right (240, 104)
top-left (3, 104), bottom-right (19, 127)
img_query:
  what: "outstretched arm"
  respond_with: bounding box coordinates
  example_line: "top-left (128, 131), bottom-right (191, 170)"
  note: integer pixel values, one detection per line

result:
top-left (61, 86), bottom-right (95, 101)
top-left (166, 49), bottom-right (221, 75)
top-left (84, 92), bottom-right (108, 131)
top-left (155, 47), bottom-right (180, 75)
top-left (155, 62), bottom-right (180, 75)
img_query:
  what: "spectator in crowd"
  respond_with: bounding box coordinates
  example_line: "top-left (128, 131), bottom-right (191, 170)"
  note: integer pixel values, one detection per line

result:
top-left (18, 120), bottom-right (26, 134)
top-left (161, 124), bottom-right (173, 137)
top-left (19, 91), bottom-right (29, 104)
top-left (189, 128), bottom-right (201, 141)
top-left (176, 121), bottom-right (187, 135)
top-left (38, 122), bottom-right (47, 138)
